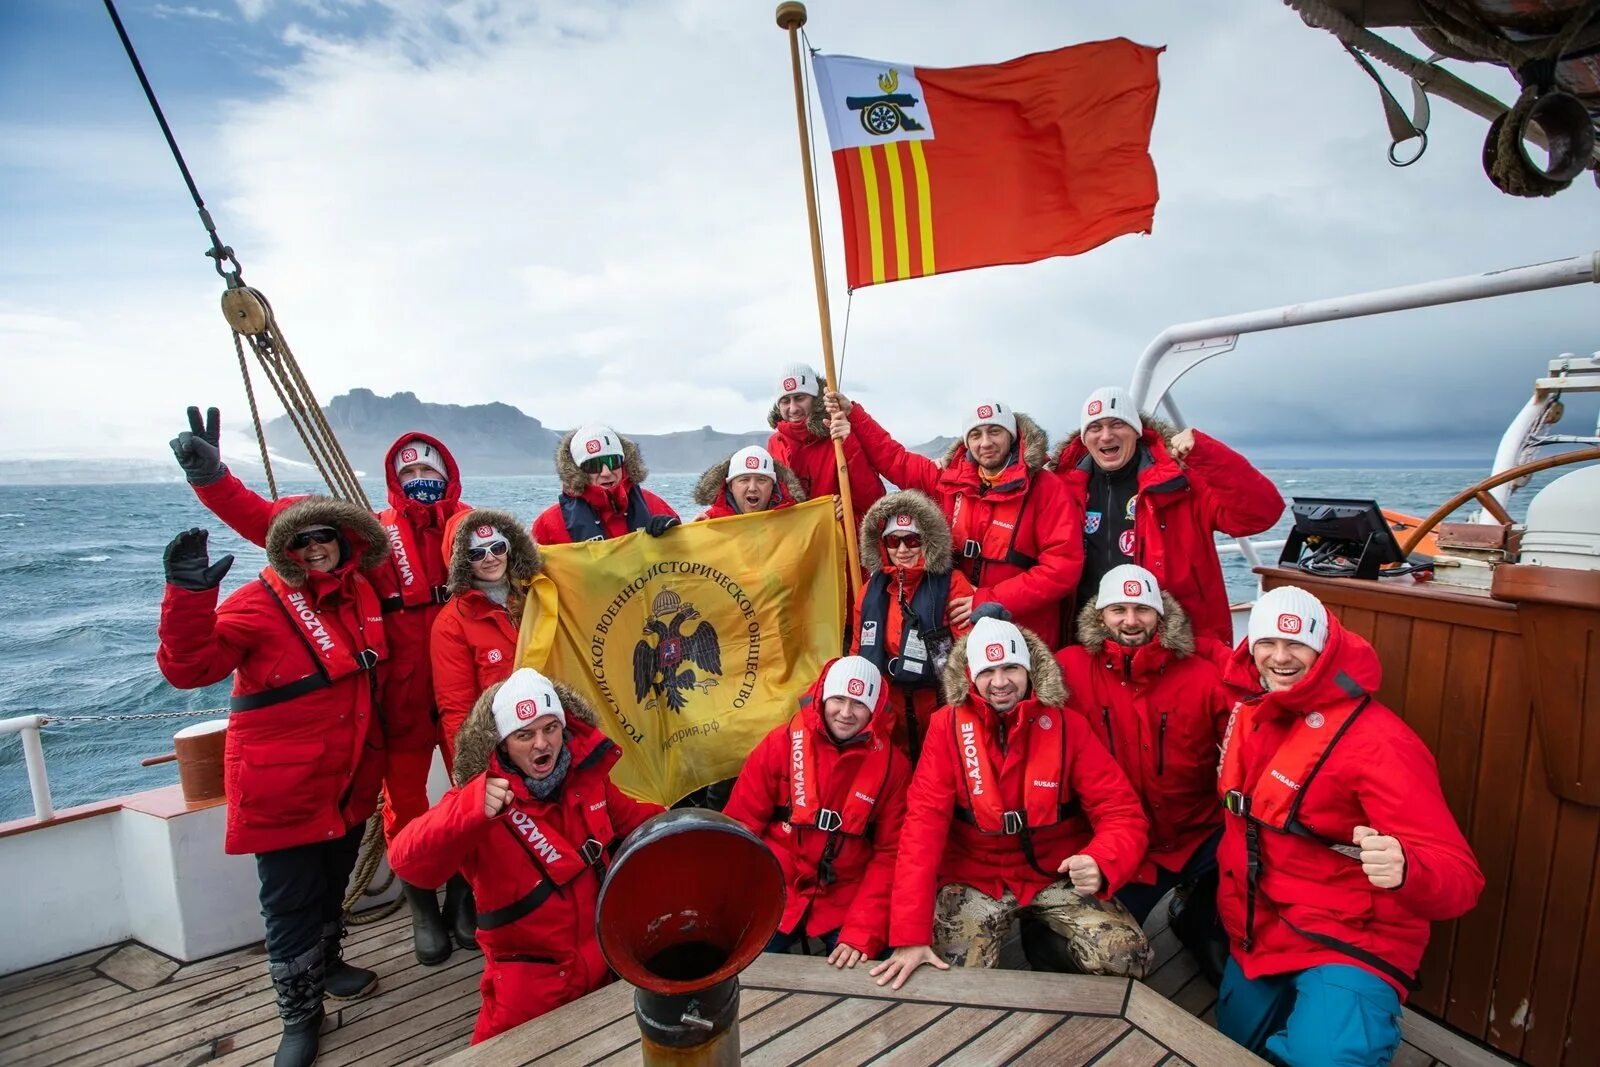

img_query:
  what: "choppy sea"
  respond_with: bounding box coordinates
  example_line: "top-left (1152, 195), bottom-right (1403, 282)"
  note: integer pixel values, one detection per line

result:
top-left (0, 467), bottom-right (1553, 820)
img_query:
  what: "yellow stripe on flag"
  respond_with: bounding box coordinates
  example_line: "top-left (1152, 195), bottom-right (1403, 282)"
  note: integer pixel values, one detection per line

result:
top-left (884, 141), bottom-right (910, 280)
top-left (517, 498), bottom-right (847, 806)
top-left (857, 145), bottom-right (886, 285)
top-left (909, 140), bottom-right (935, 277)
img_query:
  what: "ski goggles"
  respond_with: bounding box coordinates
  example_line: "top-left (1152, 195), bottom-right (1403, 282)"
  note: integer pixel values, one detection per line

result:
top-left (467, 540), bottom-right (510, 563)
top-left (882, 534), bottom-right (923, 550)
top-left (580, 454), bottom-right (624, 475)
top-left (287, 528), bottom-right (339, 551)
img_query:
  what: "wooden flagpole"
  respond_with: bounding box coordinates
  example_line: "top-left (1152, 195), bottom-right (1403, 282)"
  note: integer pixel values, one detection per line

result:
top-left (776, 1), bottom-right (863, 603)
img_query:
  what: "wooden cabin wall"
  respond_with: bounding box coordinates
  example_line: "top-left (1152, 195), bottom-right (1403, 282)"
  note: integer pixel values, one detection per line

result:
top-left (1259, 570), bottom-right (1599, 1067)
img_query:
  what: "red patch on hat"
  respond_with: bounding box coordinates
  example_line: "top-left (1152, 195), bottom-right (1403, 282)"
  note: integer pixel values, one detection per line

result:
top-left (847, 678), bottom-right (866, 697)
top-left (515, 699), bottom-right (539, 721)
top-left (475, 525), bottom-right (495, 538)
top-left (985, 643), bottom-right (1005, 662)
top-left (894, 514), bottom-right (913, 527)
top-left (1123, 579), bottom-right (1142, 597)
top-left (976, 404), bottom-right (994, 419)
top-left (400, 447), bottom-right (419, 463)
top-left (782, 376), bottom-right (798, 392)
top-left (1278, 613), bottom-right (1303, 634)
top-left (585, 439), bottom-right (601, 455)
top-left (744, 455), bottom-right (761, 469)
top-left (1087, 400), bottom-right (1103, 416)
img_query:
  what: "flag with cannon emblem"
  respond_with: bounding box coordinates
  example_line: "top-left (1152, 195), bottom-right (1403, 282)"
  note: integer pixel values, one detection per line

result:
top-left (811, 40), bottom-right (1162, 288)
top-left (516, 497), bottom-right (847, 806)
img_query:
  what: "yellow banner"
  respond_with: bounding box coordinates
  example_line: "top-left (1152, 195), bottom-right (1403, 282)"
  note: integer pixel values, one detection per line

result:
top-left (516, 497), bottom-right (846, 806)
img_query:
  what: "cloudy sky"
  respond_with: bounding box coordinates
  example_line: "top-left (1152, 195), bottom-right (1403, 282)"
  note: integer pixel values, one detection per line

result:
top-left (2, 0), bottom-right (1596, 465)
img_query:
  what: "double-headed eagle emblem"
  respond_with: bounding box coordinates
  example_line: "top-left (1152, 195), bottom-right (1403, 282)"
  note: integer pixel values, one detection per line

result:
top-left (632, 589), bottom-right (722, 712)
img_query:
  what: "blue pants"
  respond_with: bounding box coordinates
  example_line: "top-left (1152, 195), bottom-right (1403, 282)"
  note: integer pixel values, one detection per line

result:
top-left (1216, 958), bottom-right (1403, 1067)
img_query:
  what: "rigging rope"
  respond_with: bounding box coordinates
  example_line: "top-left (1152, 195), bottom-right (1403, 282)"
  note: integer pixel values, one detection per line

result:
top-left (104, 0), bottom-right (386, 918)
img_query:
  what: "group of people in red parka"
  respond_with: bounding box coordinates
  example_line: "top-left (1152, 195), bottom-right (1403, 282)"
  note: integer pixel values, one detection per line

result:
top-left (156, 361), bottom-right (1484, 1067)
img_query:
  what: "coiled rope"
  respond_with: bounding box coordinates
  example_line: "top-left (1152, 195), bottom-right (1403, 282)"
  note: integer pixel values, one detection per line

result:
top-left (103, 0), bottom-right (393, 921)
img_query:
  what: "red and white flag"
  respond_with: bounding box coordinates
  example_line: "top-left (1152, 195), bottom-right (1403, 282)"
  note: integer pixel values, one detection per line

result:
top-left (811, 39), bottom-right (1162, 288)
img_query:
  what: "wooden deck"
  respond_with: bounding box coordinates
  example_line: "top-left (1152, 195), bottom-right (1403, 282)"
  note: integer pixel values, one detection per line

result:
top-left (0, 902), bottom-right (1517, 1065)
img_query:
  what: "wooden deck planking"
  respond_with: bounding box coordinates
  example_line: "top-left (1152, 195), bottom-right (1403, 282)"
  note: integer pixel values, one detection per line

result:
top-left (743, 993), bottom-right (897, 1066)
top-left (864, 1006), bottom-right (1006, 1065)
top-left (794, 1001), bottom-right (950, 1065)
top-left (1093, 1027), bottom-right (1170, 1067)
top-left (1013, 1013), bottom-right (1130, 1064)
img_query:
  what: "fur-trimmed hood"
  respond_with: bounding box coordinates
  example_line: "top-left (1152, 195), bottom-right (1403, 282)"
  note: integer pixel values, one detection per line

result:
top-left (450, 676), bottom-right (602, 786)
top-left (858, 490), bottom-right (953, 574)
top-left (1050, 413), bottom-right (1178, 472)
top-left (691, 453), bottom-right (808, 508)
top-left (766, 384), bottom-right (828, 438)
top-left (264, 495), bottom-right (388, 587)
top-left (444, 508), bottom-right (542, 597)
top-left (1075, 590), bottom-right (1196, 657)
top-left (941, 624), bottom-right (1067, 708)
top-left (940, 412), bottom-right (1052, 474)
top-left (554, 429), bottom-right (650, 498)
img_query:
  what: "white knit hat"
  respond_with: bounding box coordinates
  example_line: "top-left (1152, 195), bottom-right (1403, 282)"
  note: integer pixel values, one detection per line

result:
top-left (469, 522), bottom-right (506, 552)
top-left (492, 668), bottom-right (565, 740)
top-left (568, 424), bottom-right (625, 466)
top-left (777, 363), bottom-right (821, 400)
top-left (1097, 564), bottom-right (1164, 615)
top-left (393, 438), bottom-right (445, 477)
top-left (961, 401), bottom-right (1017, 441)
top-left (882, 511), bottom-right (920, 537)
top-left (822, 656), bottom-right (883, 711)
top-left (1248, 586), bottom-right (1329, 654)
top-left (726, 445), bottom-right (776, 483)
top-left (967, 616), bottom-right (1030, 680)
top-left (1080, 387), bottom-right (1143, 437)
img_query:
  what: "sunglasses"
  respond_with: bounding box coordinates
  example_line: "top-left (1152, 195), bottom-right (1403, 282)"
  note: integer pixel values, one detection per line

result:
top-left (288, 528), bottom-right (339, 551)
top-left (883, 534), bottom-right (923, 550)
top-left (468, 540), bottom-right (509, 563)
top-left (580, 454), bottom-right (624, 475)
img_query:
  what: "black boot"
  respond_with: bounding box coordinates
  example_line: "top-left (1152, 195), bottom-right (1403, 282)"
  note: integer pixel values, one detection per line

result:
top-left (1169, 871), bottom-right (1229, 989)
top-left (320, 920), bottom-right (378, 1000)
top-left (400, 881), bottom-right (452, 965)
top-left (443, 875), bottom-right (478, 951)
top-left (270, 944), bottom-right (326, 1067)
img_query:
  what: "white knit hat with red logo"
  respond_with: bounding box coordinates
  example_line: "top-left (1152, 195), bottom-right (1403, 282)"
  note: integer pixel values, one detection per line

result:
top-left (777, 363), bottom-right (820, 400)
top-left (726, 445), bottom-right (776, 483)
top-left (1248, 586), bottom-right (1329, 654)
top-left (883, 511), bottom-right (920, 537)
top-left (492, 668), bottom-right (565, 740)
top-left (568, 424), bottom-right (625, 466)
top-left (393, 438), bottom-right (446, 478)
top-left (961, 401), bottom-right (1017, 441)
top-left (1097, 563), bottom-right (1164, 615)
top-left (1080, 387), bottom-right (1143, 437)
top-left (822, 656), bottom-right (883, 711)
top-left (967, 616), bottom-right (1030, 680)
top-left (469, 523), bottom-right (506, 552)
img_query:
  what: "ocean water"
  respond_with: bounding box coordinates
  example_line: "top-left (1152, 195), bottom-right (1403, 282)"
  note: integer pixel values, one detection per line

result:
top-left (0, 466), bottom-right (1555, 820)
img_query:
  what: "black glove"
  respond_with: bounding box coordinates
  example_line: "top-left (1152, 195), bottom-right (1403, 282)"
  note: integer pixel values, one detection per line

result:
top-left (645, 515), bottom-right (682, 538)
top-left (164, 528), bottom-right (235, 591)
top-left (169, 406), bottom-right (226, 487)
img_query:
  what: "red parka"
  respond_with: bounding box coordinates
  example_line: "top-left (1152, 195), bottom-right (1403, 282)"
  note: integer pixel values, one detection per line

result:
top-left (766, 399), bottom-right (885, 516)
top-left (1054, 421), bottom-right (1282, 644)
top-left (848, 405), bottom-right (1083, 648)
top-left (430, 508), bottom-right (543, 770)
top-left (690, 452), bottom-right (807, 521)
top-left (723, 662), bottom-right (913, 957)
top-left (1215, 614), bottom-right (1484, 998)
top-left (192, 431), bottom-right (468, 752)
top-left (531, 429), bottom-right (677, 545)
top-left (1056, 593), bottom-right (1230, 884)
top-left (156, 496), bottom-right (390, 855)
top-left (889, 629), bottom-right (1148, 947)
top-left (390, 682), bottom-right (662, 1043)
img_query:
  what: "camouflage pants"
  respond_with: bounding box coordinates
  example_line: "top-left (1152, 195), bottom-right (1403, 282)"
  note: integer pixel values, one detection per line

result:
top-left (933, 881), bottom-right (1152, 978)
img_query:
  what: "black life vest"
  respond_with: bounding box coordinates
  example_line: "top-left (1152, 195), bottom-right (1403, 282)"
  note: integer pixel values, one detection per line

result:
top-left (559, 485), bottom-right (655, 542)
top-left (856, 570), bottom-right (952, 688)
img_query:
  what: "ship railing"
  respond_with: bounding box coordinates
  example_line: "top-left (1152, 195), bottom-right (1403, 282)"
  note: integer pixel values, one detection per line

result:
top-left (1127, 251), bottom-right (1600, 595)
top-left (0, 715), bottom-right (53, 822)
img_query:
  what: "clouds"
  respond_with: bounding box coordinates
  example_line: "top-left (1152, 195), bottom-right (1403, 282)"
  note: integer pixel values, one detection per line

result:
top-left (1, 0), bottom-right (1595, 464)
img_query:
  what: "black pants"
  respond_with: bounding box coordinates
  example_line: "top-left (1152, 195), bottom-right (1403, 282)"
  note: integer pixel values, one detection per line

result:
top-left (255, 823), bottom-right (365, 963)
top-left (1115, 828), bottom-right (1222, 923)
